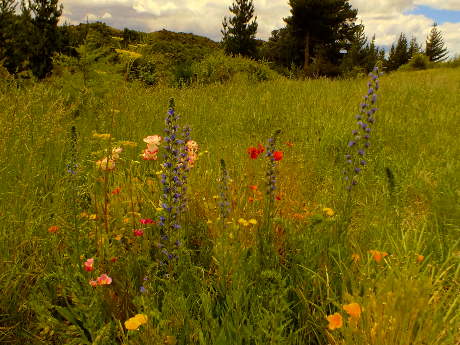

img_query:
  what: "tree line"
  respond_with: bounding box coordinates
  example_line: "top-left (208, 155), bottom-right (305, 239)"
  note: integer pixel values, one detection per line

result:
top-left (0, 0), bottom-right (451, 80)
top-left (222, 0), bottom-right (450, 76)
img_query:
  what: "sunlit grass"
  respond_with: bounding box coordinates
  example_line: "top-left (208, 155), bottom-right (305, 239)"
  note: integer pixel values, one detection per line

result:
top-left (0, 67), bottom-right (459, 344)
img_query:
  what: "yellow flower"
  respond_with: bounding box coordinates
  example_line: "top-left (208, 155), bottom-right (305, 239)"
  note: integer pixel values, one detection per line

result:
top-left (416, 254), bottom-right (424, 263)
top-left (89, 214), bottom-right (97, 220)
top-left (92, 132), bottom-right (111, 140)
top-left (326, 312), bottom-right (343, 330)
top-left (248, 219), bottom-right (258, 225)
top-left (238, 218), bottom-right (249, 227)
top-left (343, 303), bottom-right (362, 320)
top-left (124, 314), bottom-right (148, 330)
top-left (323, 208), bottom-right (335, 217)
top-left (120, 141), bottom-right (138, 147)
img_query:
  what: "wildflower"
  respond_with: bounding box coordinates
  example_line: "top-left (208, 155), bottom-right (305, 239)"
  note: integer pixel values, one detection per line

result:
top-left (275, 194), bottom-right (282, 201)
top-left (247, 146), bottom-right (260, 159)
top-left (326, 313), bottom-right (343, 330)
top-left (110, 257), bottom-right (118, 263)
top-left (48, 225), bottom-right (59, 233)
top-left (218, 159), bottom-right (231, 222)
top-left (185, 140), bottom-right (199, 167)
top-left (273, 151), bottom-right (283, 161)
top-left (140, 218), bottom-right (154, 224)
top-left (351, 253), bottom-right (361, 263)
top-left (344, 66), bottom-right (381, 190)
top-left (416, 254), bottom-right (424, 263)
top-left (238, 218), bottom-right (249, 227)
top-left (112, 147), bottom-right (123, 159)
top-left (83, 258), bottom-right (94, 272)
top-left (343, 303), bottom-right (362, 320)
top-left (286, 142), bottom-right (294, 147)
top-left (92, 132), bottom-right (111, 140)
top-left (249, 185), bottom-right (258, 191)
top-left (89, 280), bottom-right (98, 287)
top-left (248, 219), bottom-right (257, 225)
top-left (248, 196), bottom-right (255, 202)
top-left (143, 135), bottom-right (162, 146)
top-left (111, 187), bottom-right (121, 195)
top-left (133, 229), bottom-right (144, 237)
top-left (142, 148), bottom-right (159, 161)
top-left (96, 157), bottom-right (115, 171)
top-left (323, 208), bottom-right (335, 217)
top-left (369, 250), bottom-right (388, 263)
top-left (124, 314), bottom-right (148, 331)
top-left (120, 140), bottom-right (138, 147)
top-left (96, 274), bottom-right (112, 285)
top-left (140, 286), bottom-right (146, 293)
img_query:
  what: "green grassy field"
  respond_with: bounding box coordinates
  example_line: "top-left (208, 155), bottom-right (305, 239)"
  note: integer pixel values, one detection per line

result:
top-left (0, 67), bottom-right (459, 344)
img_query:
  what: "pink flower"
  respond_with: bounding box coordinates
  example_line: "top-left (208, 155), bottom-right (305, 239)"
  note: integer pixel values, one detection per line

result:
top-left (140, 218), bottom-right (154, 224)
top-left (133, 229), bottom-right (144, 237)
top-left (97, 274), bottom-right (112, 285)
top-left (89, 280), bottom-right (98, 287)
top-left (142, 148), bottom-right (159, 161)
top-left (83, 258), bottom-right (94, 272)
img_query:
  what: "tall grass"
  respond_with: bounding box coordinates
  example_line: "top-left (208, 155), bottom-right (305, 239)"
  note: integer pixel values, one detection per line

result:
top-left (0, 67), bottom-right (459, 344)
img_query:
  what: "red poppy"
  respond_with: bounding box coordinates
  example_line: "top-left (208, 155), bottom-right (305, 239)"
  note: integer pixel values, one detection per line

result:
top-left (275, 195), bottom-right (282, 201)
top-left (111, 187), bottom-right (121, 195)
top-left (247, 147), bottom-right (259, 159)
top-left (249, 185), bottom-right (258, 191)
top-left (273, 151), bottom-right (283, 161)
top-left (257, 144), bottom-right (265, 154)
top-left (133, 229), bottom-right (144, 237)
top-left (140, 218), bottom-right (154, 224)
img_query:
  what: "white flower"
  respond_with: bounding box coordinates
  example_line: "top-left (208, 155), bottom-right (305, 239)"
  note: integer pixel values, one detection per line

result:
top-left (143, 135), bottom-right (162, 146)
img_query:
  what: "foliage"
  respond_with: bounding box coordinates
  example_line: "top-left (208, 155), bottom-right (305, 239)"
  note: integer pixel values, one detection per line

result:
top-left (283, 0), bottom-right (360, 75)
top-left (425, 23), bottom-right (449, 62)
top-left (399, 53), bottom-right (432, 71)
top-left (221, 0), bottom-right (258, 58)
top-left (191, 52), bottom-right (278, 84)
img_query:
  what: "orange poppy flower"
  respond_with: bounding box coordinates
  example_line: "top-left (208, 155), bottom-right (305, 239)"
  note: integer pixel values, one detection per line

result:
top-left (326, 313), bottom-right (343, 330)
top-left (343, 303), bottom-right (362, 319)
top-left (369, 250), bottom-right (388, 263)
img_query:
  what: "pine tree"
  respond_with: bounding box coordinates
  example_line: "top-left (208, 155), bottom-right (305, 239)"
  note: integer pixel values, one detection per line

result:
top-left (425, 23), bottom-right (448, 62)
top-left (386, 33), bottom-right (410, 71)
top-left (28, 0), bottom-right (63, 79)
top-left (0, 0), bottom-right (17, 70)
top-left (408, 36), bottom-right (421, 59)
top-left (221, 0), bottom-right (258, 58)
top-left (284, 0), bottom-right (359, 73)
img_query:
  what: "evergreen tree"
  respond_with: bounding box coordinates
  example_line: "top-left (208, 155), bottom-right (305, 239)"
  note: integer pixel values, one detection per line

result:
top-left (28, 0), bottom-right (63, 79)
top-left (221, 0), bottom-right (258, 58)
top-left (425, 23), bottom-right (448, 62)
top-left (284, 0), bottom-right (359, 74)
top-left (408, 36), bottom-right (421, 59)
top-left (386, 33), bottom-right (410, 71)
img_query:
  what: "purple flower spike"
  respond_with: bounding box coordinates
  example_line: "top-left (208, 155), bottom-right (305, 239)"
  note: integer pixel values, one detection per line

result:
top-left (358, 149), bottom-right (365, 156)
top-left (348, 141), bottom-right (356, 147)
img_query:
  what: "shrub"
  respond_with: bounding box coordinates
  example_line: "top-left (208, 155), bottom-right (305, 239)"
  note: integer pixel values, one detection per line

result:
top-left (399, 53), bottom-right (432, 71)
top-left (191, 52), bottom-right (278, 84)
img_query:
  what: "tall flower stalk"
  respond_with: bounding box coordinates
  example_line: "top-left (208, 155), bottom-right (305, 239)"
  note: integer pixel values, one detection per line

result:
top-left (218, 159), bottom-right (231, 227)
top-left (158, 98), bottom-right (189, 262)
top-left (344, 66), bottom-right (381, 191)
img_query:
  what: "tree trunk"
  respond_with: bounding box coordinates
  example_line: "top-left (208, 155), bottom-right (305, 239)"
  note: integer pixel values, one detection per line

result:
top-left (303, 31), bottom-right (310, 72)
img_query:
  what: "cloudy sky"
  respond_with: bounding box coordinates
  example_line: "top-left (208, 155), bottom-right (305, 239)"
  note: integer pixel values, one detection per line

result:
top-left (59, 0), bottom-right (460, 57)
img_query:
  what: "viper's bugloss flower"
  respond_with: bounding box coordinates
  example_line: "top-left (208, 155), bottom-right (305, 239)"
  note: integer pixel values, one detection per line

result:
top-left (344, 66), bottom-right (381, 190)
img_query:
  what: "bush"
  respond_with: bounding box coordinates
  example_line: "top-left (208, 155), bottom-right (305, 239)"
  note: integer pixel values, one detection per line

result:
top-left (191, 52), bottom-right (278, 84)
top-left (399, 54), bottom-right (432, 71)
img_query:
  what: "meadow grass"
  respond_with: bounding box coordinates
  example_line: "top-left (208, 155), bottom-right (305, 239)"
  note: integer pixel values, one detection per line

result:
top-left (0, 67), bottom-right (459, 344)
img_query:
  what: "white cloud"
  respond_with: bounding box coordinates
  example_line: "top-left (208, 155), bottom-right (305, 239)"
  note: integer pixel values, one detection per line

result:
top-left (59, 0), bottom-right (460, 57)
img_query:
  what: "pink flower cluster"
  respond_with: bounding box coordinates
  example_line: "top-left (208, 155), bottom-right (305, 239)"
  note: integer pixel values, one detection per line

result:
top-left (142, 135), bottom-right (162, 161)
top-left (89, 274), bottom-right (112, 287)
top-left (185, 140), bottom-right (199, 167)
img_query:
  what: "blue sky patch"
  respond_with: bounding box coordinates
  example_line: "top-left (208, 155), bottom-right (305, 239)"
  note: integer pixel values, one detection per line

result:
top-left (406, 5), bottom-right (460, 24)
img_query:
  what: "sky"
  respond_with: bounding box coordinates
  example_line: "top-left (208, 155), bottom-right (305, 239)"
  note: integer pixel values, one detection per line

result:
top-left (59, 0), bottom-right (460, 58)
